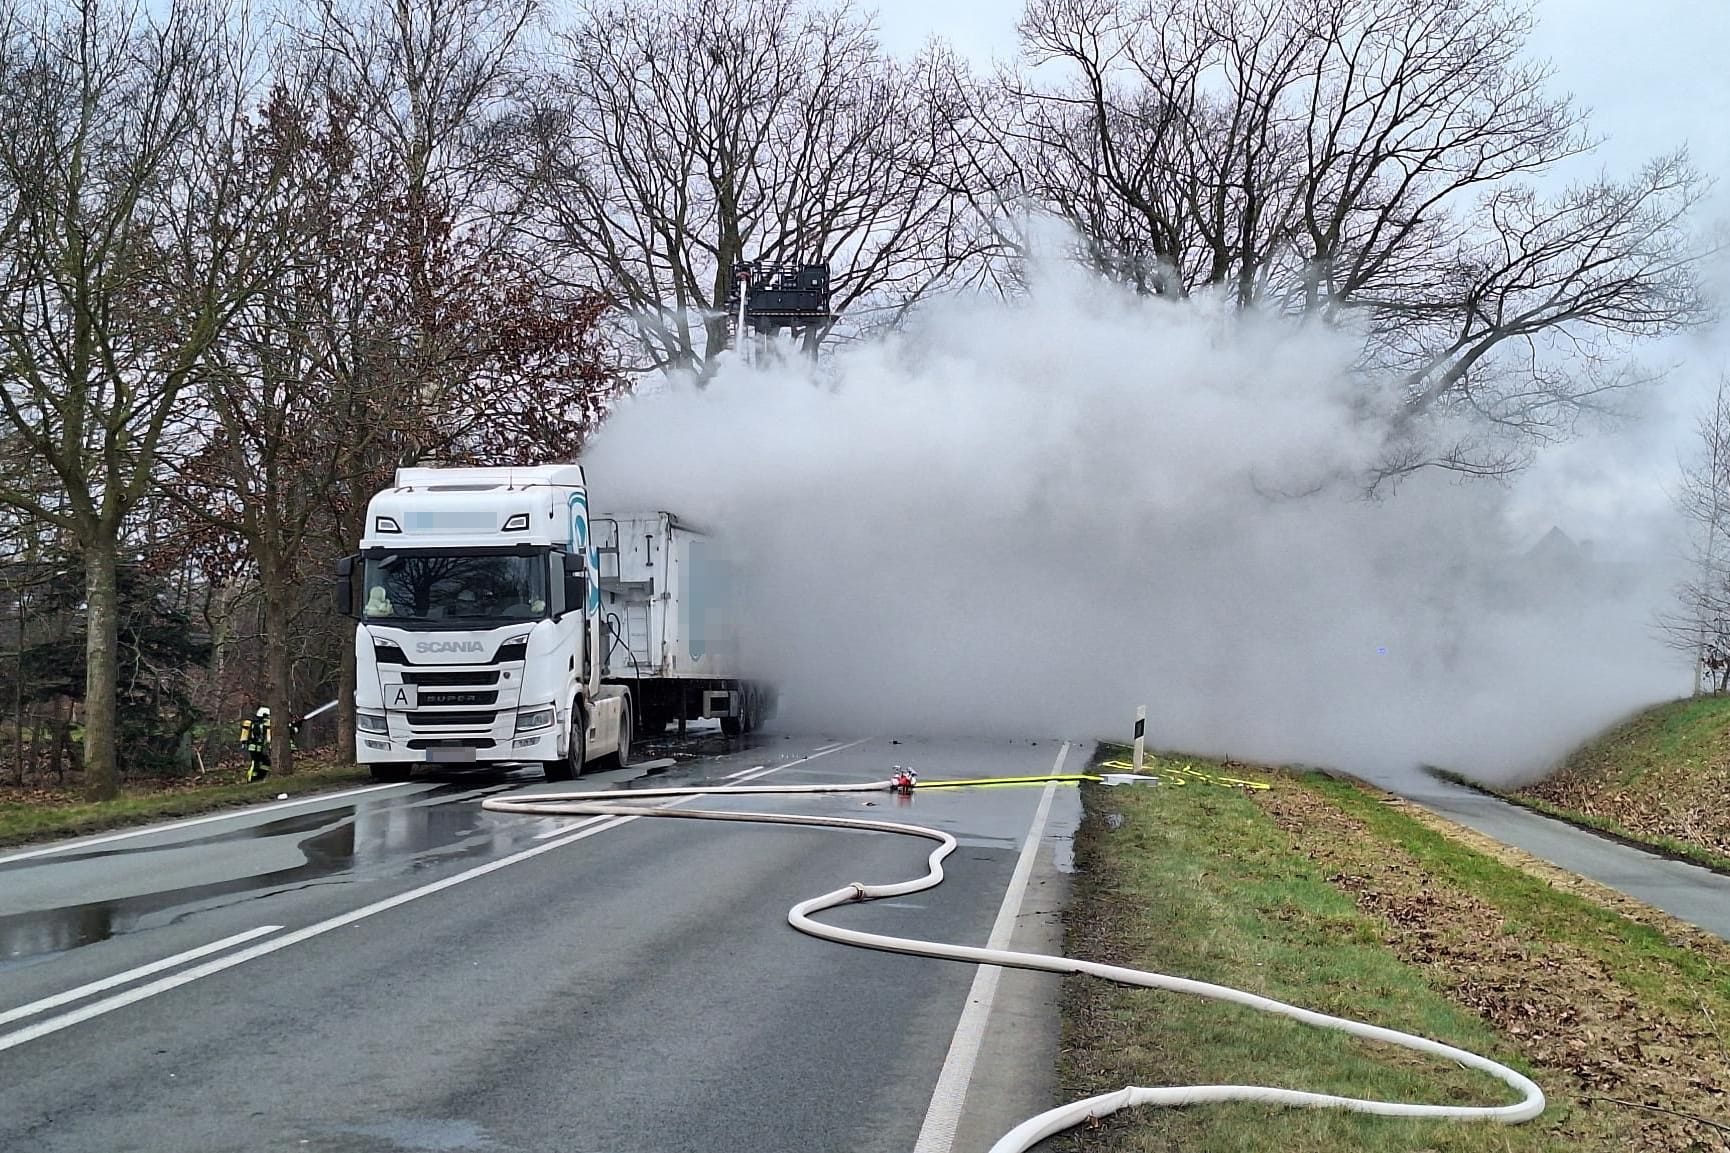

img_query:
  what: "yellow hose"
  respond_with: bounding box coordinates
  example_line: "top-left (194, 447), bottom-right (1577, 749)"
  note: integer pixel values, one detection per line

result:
top-left (913, 773), bottom-right (1099, 789)
top-left (482, 775), bottom-right (1543, 1149)
top-left (912, 766), bottom-right (1270, 792)
top-left (1097, 758), bottom-right (1271, 790)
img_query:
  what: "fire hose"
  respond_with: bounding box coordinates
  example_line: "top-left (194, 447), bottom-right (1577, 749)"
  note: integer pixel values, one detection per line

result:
top-left (482, 776), bottom-right (1545, 1150)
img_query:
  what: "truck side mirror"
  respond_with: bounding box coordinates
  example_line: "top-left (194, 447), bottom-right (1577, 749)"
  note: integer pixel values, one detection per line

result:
top-left (561, 551), bottom-right (588, 618)
top-left (334, 555), bottom-right (358, 618)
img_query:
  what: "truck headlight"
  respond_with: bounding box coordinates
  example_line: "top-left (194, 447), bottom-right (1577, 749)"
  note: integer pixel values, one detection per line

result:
top-left (515, 707), bottom-right (555, 734)
top-left (357, 712), bottom-right (388, 734)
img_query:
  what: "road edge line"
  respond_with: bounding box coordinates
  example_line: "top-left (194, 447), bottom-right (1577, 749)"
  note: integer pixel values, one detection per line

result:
top-left (912, 741), bottom-right (1069, 1153)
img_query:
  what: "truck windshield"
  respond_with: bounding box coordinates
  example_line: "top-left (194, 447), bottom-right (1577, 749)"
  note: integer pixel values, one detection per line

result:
top-left (361, 552), bottom-right (548, 625)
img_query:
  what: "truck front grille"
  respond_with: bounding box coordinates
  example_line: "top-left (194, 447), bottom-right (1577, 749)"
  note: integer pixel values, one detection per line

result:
top-left (404, 670), bottom-right (501, 687)
top-left (406, 711), bottom-right (499, 728)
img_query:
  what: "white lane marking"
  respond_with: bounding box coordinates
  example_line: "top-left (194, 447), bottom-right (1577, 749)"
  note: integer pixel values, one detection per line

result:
top-left (749, 738), bottom-right (868, 776)
top-left (539, 737), bottom-right (861, 825)
top-left (727, 764), bottom-right (788, 783)
top-left (533, 815), bottom-right (608, 840)
top-left (753, 739), bottom-right (867, 776)
top-left (813, 742), bottom-right (843, 753)
top-left (0, 736), bottom-right (871, 1054)
top-left (533, 746), bottom-right (836, 835)
top-left (0, 817), bottom-right (635, 1055)
top-left (0, 783), bottom-right (413, 865)
top-left (792, 738), bottom-right (867, 762)
top-left (912, 742), bottom-right (1069, 1153)
top-left (0, 926), bottom-right (284, 1028)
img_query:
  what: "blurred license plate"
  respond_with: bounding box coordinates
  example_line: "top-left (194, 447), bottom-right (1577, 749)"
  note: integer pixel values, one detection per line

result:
top-left (424, 747), bottom-right (476, 763)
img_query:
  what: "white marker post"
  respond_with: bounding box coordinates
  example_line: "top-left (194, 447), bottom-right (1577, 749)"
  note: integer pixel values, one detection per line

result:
top-left (1133, 706), bottom-right (1146, 772)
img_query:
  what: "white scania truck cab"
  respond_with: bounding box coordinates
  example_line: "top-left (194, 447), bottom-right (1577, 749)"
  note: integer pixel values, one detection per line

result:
top-left (336, 464), bottom-right (766, 783)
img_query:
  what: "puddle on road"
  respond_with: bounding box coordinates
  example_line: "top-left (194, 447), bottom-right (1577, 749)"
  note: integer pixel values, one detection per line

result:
top-left (0, 809), bottom-right (352, 873)
top-left (633, 729), bottom-right (777, 767)
top-left (0, 817), bottom-right (360, 966)
top-left (0, 738), bottom-right (783, 964)
top-left (0, 732), bottom-right (878, 965)
top-left (0, 789), bottom-right (527, 965)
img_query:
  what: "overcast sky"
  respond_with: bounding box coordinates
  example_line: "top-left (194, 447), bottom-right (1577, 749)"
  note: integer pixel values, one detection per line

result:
top-left (868, 0), bottom-right (1730, 552)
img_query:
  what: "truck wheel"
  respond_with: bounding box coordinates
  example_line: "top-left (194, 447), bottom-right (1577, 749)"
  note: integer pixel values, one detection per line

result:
top-left (543, 718), bottom-right (584, 782)
top-left (370, 764), bottom-right (412, 783)
top-left (727, 688), bottom-right (757, 736)
top-left (595, 701), bottom-right (632, 771)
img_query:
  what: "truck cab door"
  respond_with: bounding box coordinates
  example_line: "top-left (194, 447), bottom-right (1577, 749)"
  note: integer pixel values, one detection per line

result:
top-left (560, 550), bottom-right (590, 684)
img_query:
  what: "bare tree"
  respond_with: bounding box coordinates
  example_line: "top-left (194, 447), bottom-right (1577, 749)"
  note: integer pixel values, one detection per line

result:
top-left (301, 0), bottom-right (538, 216)
top-left (295, 0), bottom-right (545, 445)
top-left (521, 0), bottom-right (990, 376)
top-left (157, 60), bottom-right (621, 773)
top-left (154, 78), bottom-right (351, 777)
top-left (1010, 0), bottom-right (1238, 296)
top-left (1661, 375), bottom-right (1730, 694)
top-left (0, 0), bottom-right (274, 798)
top-left (273, 0), bottom-right (587, 758)
top-left (1005, 0), bottom-right (1713, 479)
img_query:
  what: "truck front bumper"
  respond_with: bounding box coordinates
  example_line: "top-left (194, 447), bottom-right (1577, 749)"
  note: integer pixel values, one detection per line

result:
top-left (355, 726), bottom-right (555, 764)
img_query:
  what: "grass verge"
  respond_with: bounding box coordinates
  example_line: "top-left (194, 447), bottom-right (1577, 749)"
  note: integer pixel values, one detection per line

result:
top-left (1507, 695), bottom-right (1730, 870)
top-left (0, 758), bottom-right (372, 850)
top-left (1061, 750), bottom-right (1730, 1152)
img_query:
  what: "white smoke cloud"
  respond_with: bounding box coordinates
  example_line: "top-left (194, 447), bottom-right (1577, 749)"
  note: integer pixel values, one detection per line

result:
top-left (584, 264), bottom-right (1689, 786)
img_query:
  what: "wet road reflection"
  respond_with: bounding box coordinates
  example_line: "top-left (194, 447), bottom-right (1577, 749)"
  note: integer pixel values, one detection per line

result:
top-left (0, 731), bottom-right (798, 965)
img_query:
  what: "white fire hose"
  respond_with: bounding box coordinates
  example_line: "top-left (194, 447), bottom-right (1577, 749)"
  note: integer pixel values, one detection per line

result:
top-left (483, 778), bottom-right (1544, 1150)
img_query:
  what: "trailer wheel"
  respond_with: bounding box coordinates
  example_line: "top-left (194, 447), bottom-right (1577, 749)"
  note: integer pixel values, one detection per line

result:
top-left (543, 716), bottom-right (583, 782)
top-left (721, 691), bottom-right (750, 738)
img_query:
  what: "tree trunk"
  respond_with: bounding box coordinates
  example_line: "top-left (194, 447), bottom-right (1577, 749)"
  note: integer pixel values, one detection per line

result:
top-left (703, 223), bottom-right (743, 380)
top-left (205, 581), bottom-right (230, 770)
top-left (25, 703), bottom-right (41, 780)
top-left (337, 638), bottom-right (356, 764)
top-left (81, 538), bottom-right (120, 800)
top-left (335, 501), bottom-right (365, 765)
top-left (261, 567), bottom-right (296, 777)
top-left (13, 583), bottom-right (24, 785)
top-left (52, 695), bottom-right (70, 783)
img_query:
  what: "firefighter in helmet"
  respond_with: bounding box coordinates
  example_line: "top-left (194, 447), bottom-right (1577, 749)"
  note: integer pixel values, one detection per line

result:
top-left (240, 706), bottom-right (272, 782)
top-left (239, 706), bottom-right (299, 783)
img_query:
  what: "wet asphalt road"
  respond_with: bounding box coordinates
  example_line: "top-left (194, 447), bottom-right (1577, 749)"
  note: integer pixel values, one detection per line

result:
top-left (0, 731), bottom-right (1080, 1153)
